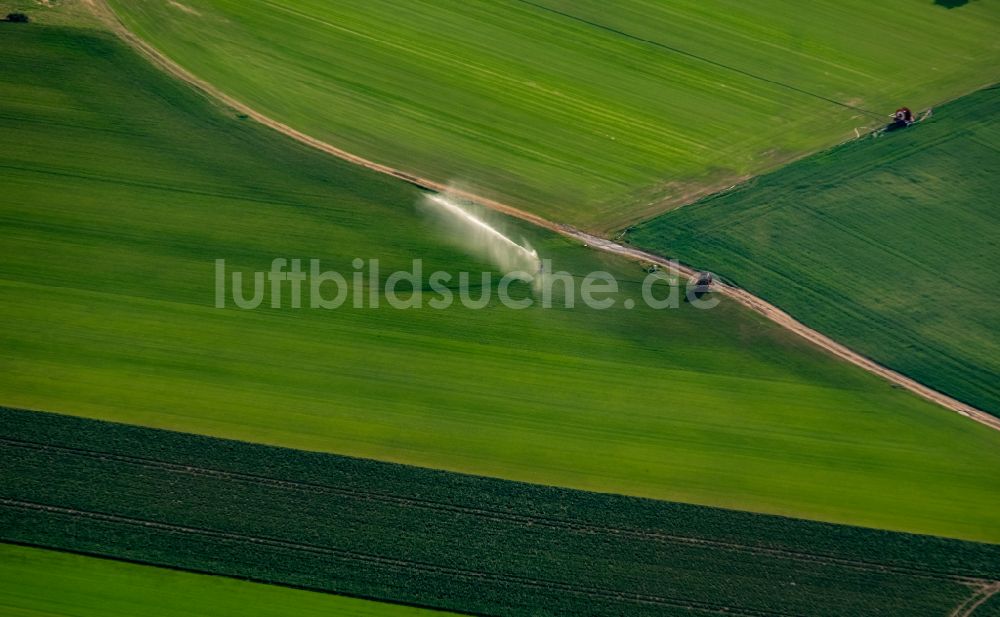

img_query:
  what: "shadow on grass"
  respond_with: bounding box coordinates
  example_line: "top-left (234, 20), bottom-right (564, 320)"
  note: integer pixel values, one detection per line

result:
top-left (934, 0), bottom-right (971, 8)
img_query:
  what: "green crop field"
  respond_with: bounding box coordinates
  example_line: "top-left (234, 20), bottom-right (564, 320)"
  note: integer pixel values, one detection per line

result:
top-left (0, 544), bottom-right (450, 617)
top-left (3, 20), bottom-right (1000, 543)
top-left (979, 593), bottom-right (1000, 617)
top-left (632, 86), bottom-right (1000, 416)
top-left (2, 408), bottom-right (999, 617)
top-left (100, 0), bottom-right (1000, 229)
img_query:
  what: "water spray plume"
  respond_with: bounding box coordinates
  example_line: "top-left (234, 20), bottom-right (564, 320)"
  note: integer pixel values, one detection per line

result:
top-left (425, 193), bottom-right (541, 275)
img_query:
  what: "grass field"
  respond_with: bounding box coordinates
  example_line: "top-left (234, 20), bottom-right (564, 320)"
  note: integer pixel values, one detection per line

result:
top-left (632, 86), bottom-right (1000, 416)
top-left (2, 408), bottom-right (999, 617)
top-left (96, 0), bottom-right (1000, 229)
top-left (0, 544), bottom-right (451, 617)
top-left (3, 22), bottom-right (1000, 542)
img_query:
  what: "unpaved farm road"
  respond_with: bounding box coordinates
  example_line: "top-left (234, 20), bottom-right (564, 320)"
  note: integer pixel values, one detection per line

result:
top-left (86, 0), bottom-right (999, 433)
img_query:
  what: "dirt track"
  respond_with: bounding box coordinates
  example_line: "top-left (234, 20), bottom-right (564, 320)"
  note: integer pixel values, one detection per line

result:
top-left (950, 581), bottom-right (1000, 617)
top-left (86, 0), bottom-right (999, 433)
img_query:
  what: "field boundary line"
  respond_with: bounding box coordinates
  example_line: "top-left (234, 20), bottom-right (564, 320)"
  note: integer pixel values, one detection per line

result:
top-left (0, 498), bottom-right (793, 617)
top-left (2, 436), bottom-right (993, 586)
top-left (85, 0), bottom-right (999, 432)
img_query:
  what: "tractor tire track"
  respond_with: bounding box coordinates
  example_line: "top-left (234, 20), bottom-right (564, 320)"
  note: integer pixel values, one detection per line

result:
top-left (950, 581), bottom-right (1000, 617)
top-left (83, 0), bottom-right (998, 432)
top-left (0, 498), bottom-right (795, 617)
top-left (1, 437), bottom-right (990, 586)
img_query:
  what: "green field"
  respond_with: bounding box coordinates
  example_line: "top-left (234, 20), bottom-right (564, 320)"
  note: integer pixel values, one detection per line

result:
top-left (99, 0), bottom-right (1000, 229)
top-left (979, 593), bottom-right (1000, 617)
top-left (632, 86), bottom-right (1000, 415)
top-left (3, 22), bottom-right (1000, 542)
top-left (0, 544), bottom-right (451, 617)
top-left (2, 408), bottom-right (999, 617)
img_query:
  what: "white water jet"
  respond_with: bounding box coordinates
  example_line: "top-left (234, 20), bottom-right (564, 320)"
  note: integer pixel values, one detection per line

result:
top-left (424, 193), bottom-right (541, 276)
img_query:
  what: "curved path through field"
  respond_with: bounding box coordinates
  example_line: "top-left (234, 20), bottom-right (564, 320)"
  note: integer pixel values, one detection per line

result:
top-left (85, 0), bottom-right (999, 432)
